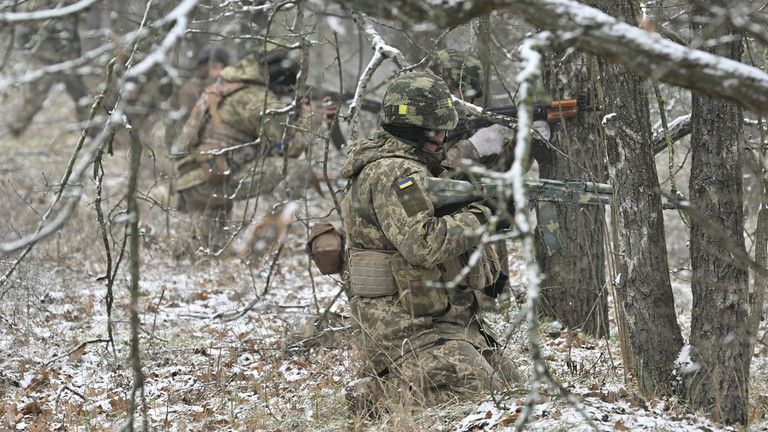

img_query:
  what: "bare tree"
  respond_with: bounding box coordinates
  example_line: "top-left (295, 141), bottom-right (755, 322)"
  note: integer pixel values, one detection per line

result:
top-left (592, 0), bottom-right (685, 397)
top-left (686, 0), bottom-right (751, 423)
top-left (537, 39), bottom-right (608, 338)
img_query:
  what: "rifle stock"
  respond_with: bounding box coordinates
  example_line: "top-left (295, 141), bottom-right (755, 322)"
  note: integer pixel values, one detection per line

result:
top-left (422, 177), bottom-right (614, 209)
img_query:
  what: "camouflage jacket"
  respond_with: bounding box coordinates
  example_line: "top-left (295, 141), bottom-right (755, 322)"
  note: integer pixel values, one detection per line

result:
top-left (174, 57), bottom-right (310, 191)
top-left (340, 131), bottom-right (494, 374)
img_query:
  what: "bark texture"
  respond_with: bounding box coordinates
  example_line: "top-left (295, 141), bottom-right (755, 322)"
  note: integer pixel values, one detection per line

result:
top-left (687, 1), bottom-right (750, 424)
top-left (338, 0), bottom-right (768, 117)
top-left (593, 0), bottom-right (684, 396)
top-left (537, 52), bottom-right (608, 337)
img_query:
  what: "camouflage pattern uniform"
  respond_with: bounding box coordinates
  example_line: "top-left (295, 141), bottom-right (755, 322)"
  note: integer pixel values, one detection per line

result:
top-left (172, 51), bottom-right (311, 248)
top-left (427, 49), bottom-right (548, 172)
top-left (7, 0), bottom-right (90, 136)
top-left (166, 47), bottom-right (230, 152)
top-left (341, 72), bottom-right (521, 406)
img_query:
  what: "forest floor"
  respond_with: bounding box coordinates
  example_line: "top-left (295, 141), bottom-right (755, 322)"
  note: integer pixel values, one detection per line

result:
top-left (1, 87), bottom-right (768, 431)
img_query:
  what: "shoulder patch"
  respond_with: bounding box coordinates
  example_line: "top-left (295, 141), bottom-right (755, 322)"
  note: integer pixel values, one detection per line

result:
top-left (397, 177), bottom-right (414, 189)
top-left (393, 176), bottom-right (430, 217)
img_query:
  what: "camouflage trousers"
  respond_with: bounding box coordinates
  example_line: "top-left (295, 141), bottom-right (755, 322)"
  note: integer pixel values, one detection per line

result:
top-left (380, 339), bottom-right (522, 406)
top-left (7, 67), bottom-right (91, 137)
top-left (177, 156), bottom-right (309, 249)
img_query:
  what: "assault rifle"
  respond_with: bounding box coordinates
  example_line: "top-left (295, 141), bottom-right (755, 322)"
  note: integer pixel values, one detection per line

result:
top-left (451, 98), bottom-right (600, 140)
top-left (422, 176), bottom-right (613, 255)
top-left (423, 176), bottom-right (613, 209)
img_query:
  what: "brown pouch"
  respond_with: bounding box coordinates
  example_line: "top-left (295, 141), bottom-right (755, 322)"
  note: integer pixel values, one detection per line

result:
top-left (307, 223), bottom-right (345, 275)
top-left (195, 143), bottom-right (231, 184)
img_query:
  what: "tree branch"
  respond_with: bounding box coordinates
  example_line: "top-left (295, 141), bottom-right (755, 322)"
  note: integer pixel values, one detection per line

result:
top-left (340, 0), bottom-right (768, 117)
top-left (0, 0), bottom-right (99, 23)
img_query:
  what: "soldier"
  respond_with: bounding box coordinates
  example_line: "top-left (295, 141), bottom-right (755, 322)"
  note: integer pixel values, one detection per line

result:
top-left (426, 49), bottom-right (550, 172)
top-left (340, 71), bottom-right (522, 412)
top-left (175, 46), bottom-right (231, 119)
top-left (6, 0), bottom-right (91, 137)
top-left (171, 48), bottom-right (312, 249)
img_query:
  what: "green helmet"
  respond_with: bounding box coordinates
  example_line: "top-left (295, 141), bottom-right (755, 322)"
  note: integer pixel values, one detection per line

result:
top-left (219, 46), bottom-right (300, 86)
top-left (263, 47), bottom-right (301, 86)
top-left (427, 49), bottom-right (483, 99)
top-left (380, 71), bottom-right (458, 130)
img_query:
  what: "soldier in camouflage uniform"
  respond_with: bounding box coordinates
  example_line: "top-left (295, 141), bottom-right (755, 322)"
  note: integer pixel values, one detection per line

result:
top-left (341, 71), bottom-right (522, 410)
top-left (427, 49), bottom-right (549, 172)
top-left (171, 49), bottom-right (311, 249)
top-left (6, 0), bottom-right (91, 137)
top-left (175, 46), bottom-right (231, 120)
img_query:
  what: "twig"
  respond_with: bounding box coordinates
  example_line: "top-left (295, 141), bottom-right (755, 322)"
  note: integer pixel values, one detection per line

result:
top-left (346, 11), bottom-right (406, 139)
top-left (0, 0), bottom-right (98, 22)
top-left (315, 287), bottom-right (345, 329)
top-left (44, 338), bottom-right (111, 367)
top-left (215, 244), bottom-right (285, 322)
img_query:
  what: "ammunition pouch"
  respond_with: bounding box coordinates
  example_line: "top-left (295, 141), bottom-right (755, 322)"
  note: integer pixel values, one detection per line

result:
top-left (348, 249), bottom-right (397, 298)
top-left (307, 223), bottom-right (345, 275)
top-left (391, 252), bottom-right (448, 317)
top-left (440, 245), bottom-right (501, 291)
top-left (194, 143), bottom-right (231, 184)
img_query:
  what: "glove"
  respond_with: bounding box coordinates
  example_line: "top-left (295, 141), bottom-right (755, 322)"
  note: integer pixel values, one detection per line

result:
top-left (465, 202), bottom-right (492, 225)
top-left (532, 120), bottom-right (551, 141)
top-left (483, 199), bottom-right (514, 231)
top-left (468, 124), bottom-right (508, 158)
top-left (483, 272), bottom-right (509, 299)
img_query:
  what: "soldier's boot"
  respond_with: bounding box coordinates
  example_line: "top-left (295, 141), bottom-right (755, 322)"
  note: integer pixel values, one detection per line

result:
top-left (483, 348), bottom-right (525, 386)
top-left (344, 377), bottom-right (383, 418)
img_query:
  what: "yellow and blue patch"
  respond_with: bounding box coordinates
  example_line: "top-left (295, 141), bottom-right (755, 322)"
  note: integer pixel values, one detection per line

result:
top-left (393, 176), bottom-right (429, 216)
top-left (398, 177), bottom-right (414, 189)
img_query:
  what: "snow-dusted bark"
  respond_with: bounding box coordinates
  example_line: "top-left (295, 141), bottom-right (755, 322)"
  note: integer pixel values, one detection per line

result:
top-left (339, 0), bottom-right (768, 117)
top-left (595, 0), bottom-right (684, 397)
top-left (686, 1), bottom-right (751, 424)
top-left (536, 29), bottom-right (607, 338)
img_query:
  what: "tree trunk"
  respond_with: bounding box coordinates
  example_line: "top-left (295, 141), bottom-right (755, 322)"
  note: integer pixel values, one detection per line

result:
top-left (593, 0), bottom-right (684, 396)
top-left (687, 1), bottom-right (750, 424)
top-left (537, 47), bottom-right (608, 337)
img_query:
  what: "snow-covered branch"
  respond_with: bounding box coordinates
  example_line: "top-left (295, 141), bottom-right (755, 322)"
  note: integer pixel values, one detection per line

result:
top-left (0, 43), bottom-right (113, 90)
top-left (125, 0), bottom-right (198, 79)
top-left (711, 2), bottom-right (768, 47)
top-left (339, 0), bottom-right (768, 117)
top-left (506, 31), bottom-right (549, 430)
top-left (345, 11), bottom-right (407, 140)
top-left (0, 124), bottom-right (113, 255)
top-left (0, 0), bottom-right (99, 23)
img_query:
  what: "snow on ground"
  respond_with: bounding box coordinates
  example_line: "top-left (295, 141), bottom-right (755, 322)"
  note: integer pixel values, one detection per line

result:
top-left (0, 94), bottom-right (767, 430)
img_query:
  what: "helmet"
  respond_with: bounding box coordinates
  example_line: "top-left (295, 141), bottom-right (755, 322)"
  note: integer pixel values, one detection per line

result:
top-left (220, 53), bottom-right (265, 82)
top-left (380, 71), bottom-right (458, 130)
top-left (195, 46), bottom-right (230, 67)
top-left (219, 46), bottom-right (300, 85)
top-left (263, 47), bottom-right (301, 86)
top-left (427, 49), bottom-right (483, 99)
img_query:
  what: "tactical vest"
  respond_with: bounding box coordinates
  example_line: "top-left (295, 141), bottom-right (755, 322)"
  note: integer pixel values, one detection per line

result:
top-left (173, 81), bottom-right (255, 191)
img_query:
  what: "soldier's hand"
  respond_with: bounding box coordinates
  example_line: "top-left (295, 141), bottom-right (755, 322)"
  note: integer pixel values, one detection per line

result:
top-left (483, 199), bottom-right (514, 231)
top-left (298, 96), bottom-right (313, 119)
top-left (321, 95), bottom-right (338, 128)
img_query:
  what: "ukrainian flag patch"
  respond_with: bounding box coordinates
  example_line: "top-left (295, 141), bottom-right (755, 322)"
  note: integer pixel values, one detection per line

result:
top-left (398, 177), bottom-right (414, 189)
top-left (393, 176), bottom-right (429, 216)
